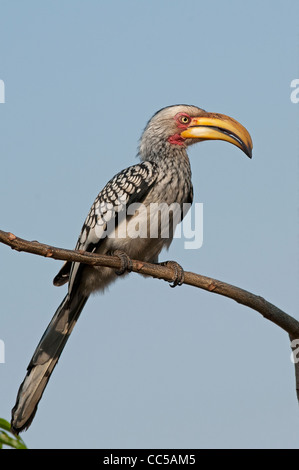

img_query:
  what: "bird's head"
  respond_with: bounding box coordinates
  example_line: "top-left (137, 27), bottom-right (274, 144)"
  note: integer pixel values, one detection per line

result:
top-left (139, 104), bottom-right (252, 161)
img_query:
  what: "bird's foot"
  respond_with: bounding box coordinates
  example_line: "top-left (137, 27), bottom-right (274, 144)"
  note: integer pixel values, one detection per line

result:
top-left (159, 260), bottom-right (185, 288)
top-left (112, 250), bottom-right (133, 276)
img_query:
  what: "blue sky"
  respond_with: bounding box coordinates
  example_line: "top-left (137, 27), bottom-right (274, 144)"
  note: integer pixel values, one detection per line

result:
top-left (0, 0), bottom-right (299, 449)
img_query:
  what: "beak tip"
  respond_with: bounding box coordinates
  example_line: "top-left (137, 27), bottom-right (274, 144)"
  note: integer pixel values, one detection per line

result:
top-left (246, 147), bottom-right (253, 159)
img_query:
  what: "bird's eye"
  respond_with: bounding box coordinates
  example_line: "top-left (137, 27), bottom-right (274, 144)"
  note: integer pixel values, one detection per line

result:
top-left (178, 115), bottom-right (191, 125)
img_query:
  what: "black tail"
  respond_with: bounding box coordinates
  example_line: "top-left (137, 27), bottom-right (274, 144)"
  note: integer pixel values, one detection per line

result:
top-left (11, 292), bottom-right (88, 434)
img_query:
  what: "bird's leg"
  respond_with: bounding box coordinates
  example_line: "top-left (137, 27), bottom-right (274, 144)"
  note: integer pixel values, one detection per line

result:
top-left (111, 250), bottom-right (133, 276)
top-left (159, 260), bottom-right (185, 288)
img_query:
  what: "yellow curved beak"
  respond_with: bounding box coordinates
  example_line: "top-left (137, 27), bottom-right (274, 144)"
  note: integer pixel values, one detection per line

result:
top-left (181, 112), bottom-right (253, 158)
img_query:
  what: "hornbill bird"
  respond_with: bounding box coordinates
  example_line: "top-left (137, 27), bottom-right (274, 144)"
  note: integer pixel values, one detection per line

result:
top-left (11, 104), bottom-right (252, 434)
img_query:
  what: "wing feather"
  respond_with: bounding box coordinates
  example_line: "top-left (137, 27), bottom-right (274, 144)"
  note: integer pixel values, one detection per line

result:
top-left (53, 161), bottom-right (158, 288)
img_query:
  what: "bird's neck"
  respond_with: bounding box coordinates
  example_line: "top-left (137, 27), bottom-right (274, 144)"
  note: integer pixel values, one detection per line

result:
top-left (139, 139), bottom-right (190, 166)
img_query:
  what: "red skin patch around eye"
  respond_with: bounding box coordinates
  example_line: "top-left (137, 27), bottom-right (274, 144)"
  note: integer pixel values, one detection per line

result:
top-left (174, 112), bottom-right (191, 128)
top-left (167, 112), bottom-right (191, 145)
top-left (167, 134), bottom-right (186, 146)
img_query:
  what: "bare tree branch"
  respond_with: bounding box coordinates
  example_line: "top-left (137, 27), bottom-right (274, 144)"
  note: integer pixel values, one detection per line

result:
top-left (1, 228), bottom-right (299, 398)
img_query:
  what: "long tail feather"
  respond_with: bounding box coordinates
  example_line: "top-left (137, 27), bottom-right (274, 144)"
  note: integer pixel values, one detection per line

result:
top-left (11, 292), bottom-right (88, 434)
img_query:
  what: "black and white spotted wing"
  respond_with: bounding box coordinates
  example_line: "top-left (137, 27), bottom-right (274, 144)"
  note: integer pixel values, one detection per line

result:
top-left (53, 161), bottom-right (158, 287)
